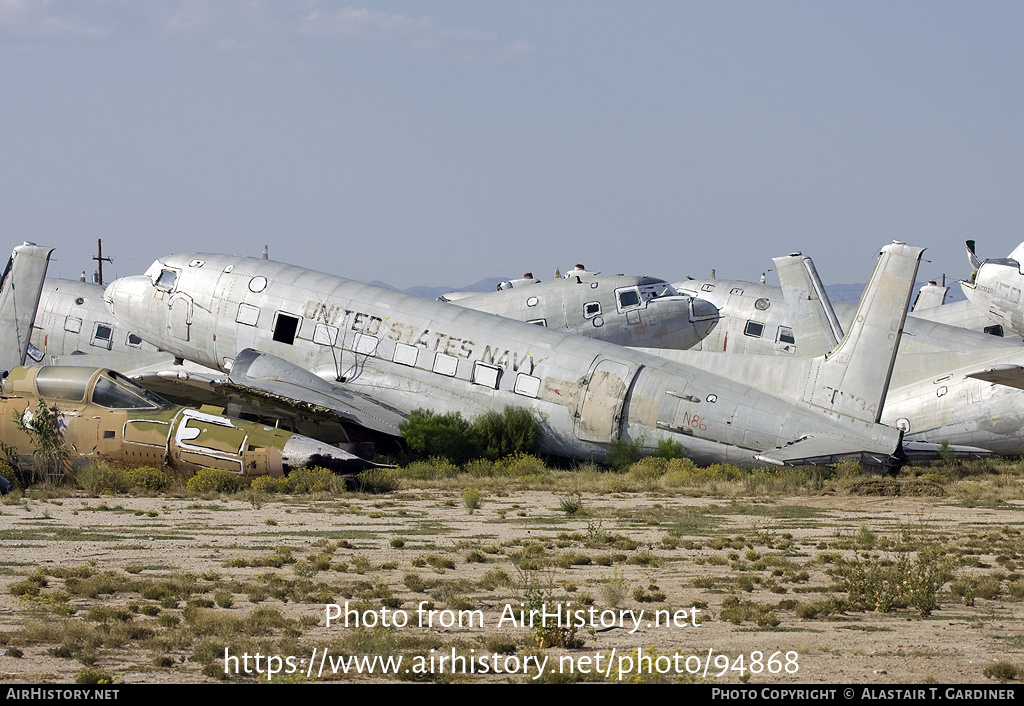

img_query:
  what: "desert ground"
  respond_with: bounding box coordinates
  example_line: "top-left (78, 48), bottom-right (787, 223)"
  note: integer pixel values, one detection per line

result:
top-left (2, 465), bottom-right (1024, 684)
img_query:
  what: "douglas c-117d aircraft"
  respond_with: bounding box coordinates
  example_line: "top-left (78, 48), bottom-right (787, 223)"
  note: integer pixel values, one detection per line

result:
top-left (439, 267), bottom-right (719, 350)
top-left (104, 242), bottom-right (925, 470)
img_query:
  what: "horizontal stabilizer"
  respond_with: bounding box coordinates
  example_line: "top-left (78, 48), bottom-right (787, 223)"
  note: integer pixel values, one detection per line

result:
top-left (754, 434), bottom-right (902, 467)
top-left (901, 441), bottom-right (994, 461)
top-left (966, 364), bottom-right (1024, 390)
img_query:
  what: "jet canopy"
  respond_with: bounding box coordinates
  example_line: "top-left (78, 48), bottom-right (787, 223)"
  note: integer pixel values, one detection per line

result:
top-left (11, 367), bottom-right (175, 411)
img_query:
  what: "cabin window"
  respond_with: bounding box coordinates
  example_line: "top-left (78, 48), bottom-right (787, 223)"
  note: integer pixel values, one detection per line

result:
top-left (393, 343), bottom-right (418, 367)
top-left (64, 316), bottom-right (82, 334)
top-left (473, 362), bottom-right (501, 389)
top-left (126, 333), bottom-right (143, 348)
top-left (593, 316), bottom-right (604, 327)
top-left (91, 323), bottom-right (114, 350)
top-left (777, 326), bottom-right (795, 344)
top-left (526, 318), bottom-right (547, 327)
top-left (755, 297), bottom-right (771, 310)
top-left (26, 343), bottom-right (43, 362)
top-left (744, 321), bottom-right (764, 338)
top-left (984, 324), bottom-right (1004, 337)
top-left (731, 288), bottom-right (744, 295)
top-left (313, 323), bottom-right (339, 346)
top-left (354, 333), bottom-right (378, 355)
top-left (272, 313), bottom-right (301, 345)
top-left (584, 302), bottom-right (601, 319)
top-left (700, 284), bottom-right (715, 292)
top-left (188, 259), bottom-right (205, 268)
top-left (236, 303), bottom-right (260, 326)
top-left (527, 297), bottom-right (539, 307)
top-left (249, 276), bottom-right (268, 293)
top-left (514, 373), bottom-right (541, 398)
top-left (433, 353), bottom-right (459, 377)
top-left (936, 386), bottom-right (948, 398)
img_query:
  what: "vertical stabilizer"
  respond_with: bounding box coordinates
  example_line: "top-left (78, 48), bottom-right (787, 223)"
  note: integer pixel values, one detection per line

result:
top-left (774, 252), bottom-right (843, 358)
top-left (0, 243), bottom-right (54, 373)
top-left (804, 241), bottom-right (923, 424)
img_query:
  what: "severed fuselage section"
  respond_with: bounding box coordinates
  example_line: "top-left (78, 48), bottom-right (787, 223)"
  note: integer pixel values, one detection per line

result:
top-left (0, 365), bottom-right (377, 478)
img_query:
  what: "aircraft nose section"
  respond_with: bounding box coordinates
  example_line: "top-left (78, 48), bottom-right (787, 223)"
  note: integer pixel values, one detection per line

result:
top-left (690, 297), bottom-right (720, 337)
top-left (281, 434), bottom-right (380, 474)
top-left (104, 276), bottom-right (153, 320)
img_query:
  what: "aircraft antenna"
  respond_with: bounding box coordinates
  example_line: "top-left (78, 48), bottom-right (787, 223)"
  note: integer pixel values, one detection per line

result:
top-left (93, 239), bottom-right (113, 286)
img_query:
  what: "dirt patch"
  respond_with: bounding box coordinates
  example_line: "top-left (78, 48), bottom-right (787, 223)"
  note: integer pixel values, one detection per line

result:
top-left (1, 488), bottom-right (1023, 684)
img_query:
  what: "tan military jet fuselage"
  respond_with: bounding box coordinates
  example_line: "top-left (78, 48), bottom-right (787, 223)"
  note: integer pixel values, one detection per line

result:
top-left (0, 365), bottom-right (373, 477)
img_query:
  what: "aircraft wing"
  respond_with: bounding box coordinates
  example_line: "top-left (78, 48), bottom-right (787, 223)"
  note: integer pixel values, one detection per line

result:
top-left (965, 364), bottom-right (1024, 391)
top-left (153, 348), bottom-right (408, 437)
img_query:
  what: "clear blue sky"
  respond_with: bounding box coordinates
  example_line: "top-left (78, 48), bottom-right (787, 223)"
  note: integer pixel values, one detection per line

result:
top-left (3, 1), bottom-right (1023, 289)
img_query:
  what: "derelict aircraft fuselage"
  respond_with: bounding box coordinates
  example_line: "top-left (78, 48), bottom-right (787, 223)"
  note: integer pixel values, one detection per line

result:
top-left (103, 244), bottom-right (923, 468)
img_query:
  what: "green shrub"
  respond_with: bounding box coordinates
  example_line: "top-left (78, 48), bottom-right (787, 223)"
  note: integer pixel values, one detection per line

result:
top-left (250, 475), bottom-right (288, 493)
top-left (356, 468), bottom-right (399, 493)
top-left (400, 409), bottom-right (480, 464)
top-left (75, 466), bottom-right (132, 494)
top-left (462, 487), bottom-right (481, 514)
top-left (402, 457), bottom-right (460, 480)
top-left (127, 466), bottom-right (171, 492)
top-left (185, 468), bottom-right (245, 495)
top-left (653, 439), bottom-right (684, 459)
top-left (606, 437), bottom-right (644, 472)
top-left (473, 406), bottom-right (540, 460)
top-left (286, 466), bottom-right (345, 494)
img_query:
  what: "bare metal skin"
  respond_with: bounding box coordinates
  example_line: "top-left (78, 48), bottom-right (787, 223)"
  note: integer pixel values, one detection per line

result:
top-left (102, 244), bottom-right (923, 468)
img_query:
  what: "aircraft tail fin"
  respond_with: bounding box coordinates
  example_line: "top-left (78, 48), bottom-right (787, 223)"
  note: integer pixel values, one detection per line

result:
top-left (967, 239), bottom-right (983, 270)
top-left (803, 241), bottom-right (923, 424)
top-left (774, 252), bottom-right (843, 358)
top-left (910, 281), bottom-right (948, 311)
top-left (0, 243), bottom-right (54, 374)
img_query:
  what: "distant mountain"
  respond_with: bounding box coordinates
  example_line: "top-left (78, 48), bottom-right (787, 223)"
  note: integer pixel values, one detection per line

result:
top-left (370, 278), bottom-right (506, 302)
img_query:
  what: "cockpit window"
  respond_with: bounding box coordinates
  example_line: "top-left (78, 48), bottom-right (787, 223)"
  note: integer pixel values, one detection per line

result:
top-left (34, 367), bottom-right (94, 401)
top-left (91, 372), bottom-right (172, 410)
top-left (639, 282), bottom-right (678, 301)
top-left (616, 288), bottom-right (641, 310)
top-left (155, 269), bottom-right (177, 291)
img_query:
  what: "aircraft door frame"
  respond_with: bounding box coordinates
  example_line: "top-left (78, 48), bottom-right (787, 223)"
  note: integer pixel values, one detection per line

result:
top-left (575, 358), bottom-right (637, 442)
top-left (167, 293), bottom-right (193, 342)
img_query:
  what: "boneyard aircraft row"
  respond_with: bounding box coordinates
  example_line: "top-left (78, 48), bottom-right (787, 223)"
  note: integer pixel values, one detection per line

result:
top-left (98, 242), bottom-right (930, 470)
top-left (668, 252), bottom-right (1024, 456)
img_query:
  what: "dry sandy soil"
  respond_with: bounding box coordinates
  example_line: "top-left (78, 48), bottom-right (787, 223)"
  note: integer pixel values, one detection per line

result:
top-left (1, 484), bottom-right (1023, 684)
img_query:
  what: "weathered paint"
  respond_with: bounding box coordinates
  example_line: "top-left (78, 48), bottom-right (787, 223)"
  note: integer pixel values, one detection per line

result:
top-left (104, 245), bottom-right (922, 467)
